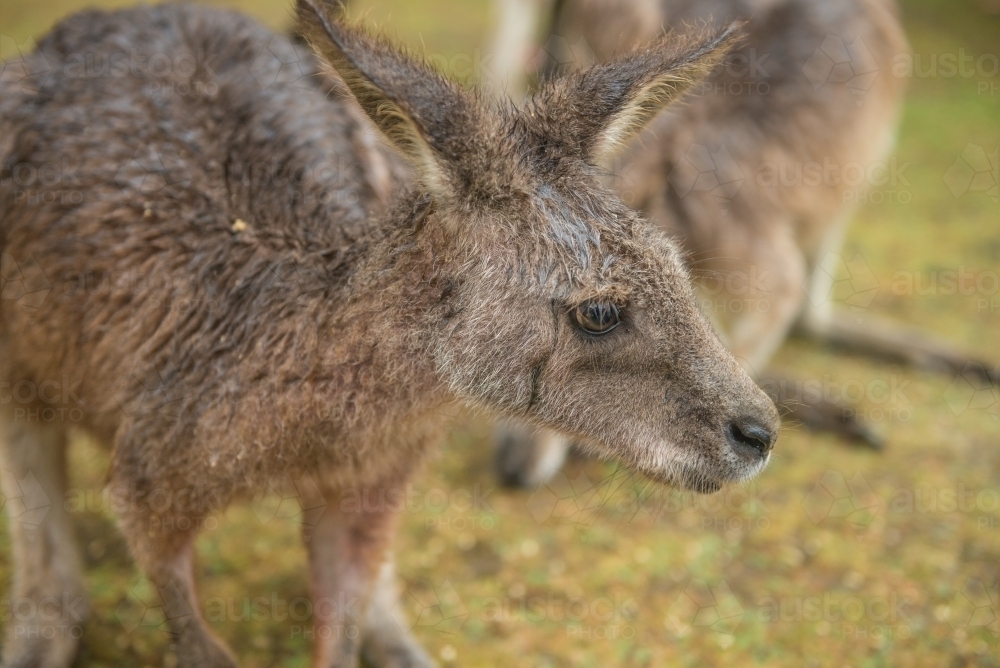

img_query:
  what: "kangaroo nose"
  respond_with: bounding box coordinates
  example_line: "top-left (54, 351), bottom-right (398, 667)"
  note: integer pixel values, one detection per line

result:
top-left (726, 418), bottom-right (776, 460)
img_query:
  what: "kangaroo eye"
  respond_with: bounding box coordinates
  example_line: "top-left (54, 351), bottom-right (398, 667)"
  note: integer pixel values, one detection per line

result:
top-left (572, 302), bottom-right (621, 335)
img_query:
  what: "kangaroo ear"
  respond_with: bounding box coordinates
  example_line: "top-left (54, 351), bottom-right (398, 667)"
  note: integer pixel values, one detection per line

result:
top-left (296, 0), bottom-right (483, 196)
top-left (534, 23), bottom-right (742, 166)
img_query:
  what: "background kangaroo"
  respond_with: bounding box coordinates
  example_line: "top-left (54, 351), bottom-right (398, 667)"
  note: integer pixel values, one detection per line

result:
top-left (0, 0), bottom-right (779, 665)
top-left (491, 0), bottom-right (998, 488)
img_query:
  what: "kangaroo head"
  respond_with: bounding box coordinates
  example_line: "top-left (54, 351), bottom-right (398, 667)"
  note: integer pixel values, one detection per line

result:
top-left (298, 0), bottom-right (778, 492)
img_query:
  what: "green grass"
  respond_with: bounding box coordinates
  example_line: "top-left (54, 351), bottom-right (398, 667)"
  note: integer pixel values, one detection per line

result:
top-left (0, 0), bottom-right (998, 666)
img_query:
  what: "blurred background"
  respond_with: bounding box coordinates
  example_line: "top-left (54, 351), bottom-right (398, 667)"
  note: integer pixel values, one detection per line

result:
top-left (1, 0), bottom-right (998, 666)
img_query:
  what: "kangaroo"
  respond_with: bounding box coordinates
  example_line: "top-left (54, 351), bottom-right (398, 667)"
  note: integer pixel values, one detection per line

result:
top-left (490, 0), bottom-right (996, 488)
top-left (0, 1), bottom-right (779, 665)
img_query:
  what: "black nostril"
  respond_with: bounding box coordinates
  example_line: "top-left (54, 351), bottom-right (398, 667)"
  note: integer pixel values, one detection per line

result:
top-left (727, 419), bottom-right (775, 459)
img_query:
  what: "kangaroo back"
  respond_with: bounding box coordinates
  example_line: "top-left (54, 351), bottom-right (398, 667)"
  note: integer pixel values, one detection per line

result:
top-left (0, 4), bottom-right (404, 443)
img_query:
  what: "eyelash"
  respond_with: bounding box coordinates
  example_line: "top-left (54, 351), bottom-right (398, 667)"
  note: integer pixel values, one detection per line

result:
top-left (571, 302), bottom-right (622, 336)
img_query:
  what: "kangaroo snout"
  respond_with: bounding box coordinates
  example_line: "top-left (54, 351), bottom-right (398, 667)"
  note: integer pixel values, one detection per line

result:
top-left (716, 361), bottom-right (781, 476)
top-left (666, 339), bottom-right (781, 490)
top-left (726, 414), bottom-right (778, 461)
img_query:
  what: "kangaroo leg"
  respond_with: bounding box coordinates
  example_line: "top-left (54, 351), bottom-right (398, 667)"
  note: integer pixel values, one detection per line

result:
top-left (799, 308), bottom-right (999, 385)
top-left (112, 480), bottom-right (237, 668)
top-left (303, 483), bottom-right (421, 668)
top-left (0, 420), bottom-right (88, 668)
top-left (493, 421), bottom-right (569, 489)
top-left (360, 560), bottom-right (435, 668)
top-left (797, 206), bottom-right (997, 382)
top-left (756, 370), bottom-right (883, 448)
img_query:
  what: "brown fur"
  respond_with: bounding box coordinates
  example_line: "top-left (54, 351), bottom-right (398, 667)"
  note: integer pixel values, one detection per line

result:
top-left (0, 2), bottom-right (777, 665)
